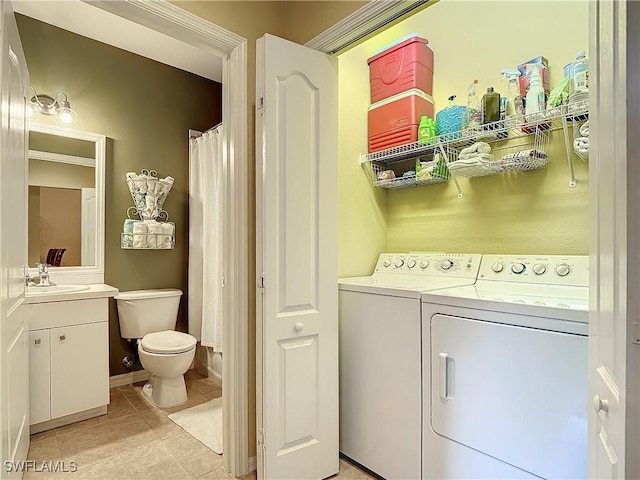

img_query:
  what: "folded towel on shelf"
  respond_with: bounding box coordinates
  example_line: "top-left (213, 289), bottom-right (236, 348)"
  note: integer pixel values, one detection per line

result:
top-left (500, 149), bottom-right (548, 161)
top-left (132, 221), bottom-right (147, 248)
top-left (161, 222), bottom-right (175, 249)
top-left (457, 153), bottom-right (494, 162)
top-left (145, 220), bottom-right (163, 248)
top-left (123, 219), bottom-right (136, 234)
top-left (574, 136), bottom-right (589, 154)
top-left (459, 142), bottom-right (492, 157)
top-left (579, 121), bottom-right (589, 137)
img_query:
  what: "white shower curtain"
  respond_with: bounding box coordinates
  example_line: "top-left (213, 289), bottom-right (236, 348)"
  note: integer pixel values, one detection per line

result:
top-left (188, 125), bottom-right (224, 352)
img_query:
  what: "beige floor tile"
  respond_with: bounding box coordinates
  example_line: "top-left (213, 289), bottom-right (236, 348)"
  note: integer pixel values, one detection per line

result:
top-left (118, 385), bottom-right (155, 413)
top-left (187, 374), bottom-right (221, 396)
top-left (67, 441), bottom-right (190, 480)
top-left (203, 388), bottom-right (223, 400)
top-left (139, 408), bottom-right (185, 440)
top-left (27, 436), bottom-right (61, 462)
top-left (164, 390), bottom-right (210, 415)
top-left (237, 471), bottom-right (257, 480)
top-left (197, 466), bottom-right (235, 479)
top-left (54, 392), bottom-right (137, 436)
top-left (30, 430), bottom-right (56, 444)
top-left (163, 432), bottom-right (223, 477)
top-left (335, 459), bottom-right (376, 479)
top-left (56, 414), bottom-right (159, 469)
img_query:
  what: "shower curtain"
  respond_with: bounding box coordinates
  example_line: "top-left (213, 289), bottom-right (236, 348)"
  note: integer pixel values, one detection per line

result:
top-left (188, 125), bottom-right (223, 352)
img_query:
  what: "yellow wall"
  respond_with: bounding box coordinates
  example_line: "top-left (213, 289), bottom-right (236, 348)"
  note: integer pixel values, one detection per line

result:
top-left (338, 0), bottom-right (589, 272)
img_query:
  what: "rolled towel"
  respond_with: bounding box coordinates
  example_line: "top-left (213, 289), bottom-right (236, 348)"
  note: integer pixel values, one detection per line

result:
top-left (459, 142), bottom-right (491, 157)
top-left (132, 220), bottom-right (147, 248)
top-left (123, 218), bottom-right (136, 234)
top-left (145, 220), bottom-right (162, 248)
top-left (458, 152), bottom-right (494, 161)
top-left (579, 121), bottom-right (589, 137)
top-left (125, 172), bottom-right (137, 181)
top-left (574, 137), bottom-right (589, 152)
top-left (161, 222), bottom-right (175, 249)
top-left (500, 149), bottom-right (548, 161)
top-left (122, 219), bottom-right (135, 248)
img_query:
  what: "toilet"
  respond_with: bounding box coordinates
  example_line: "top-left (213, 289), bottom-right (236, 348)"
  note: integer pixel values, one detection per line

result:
top-left (115, 289), bottom-right (196, 408)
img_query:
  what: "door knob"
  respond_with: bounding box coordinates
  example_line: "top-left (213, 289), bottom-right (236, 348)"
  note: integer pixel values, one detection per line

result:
top-left (294, 322), bottom-right (304, 333)
top-left (593, 394), bottom-right (609, 413)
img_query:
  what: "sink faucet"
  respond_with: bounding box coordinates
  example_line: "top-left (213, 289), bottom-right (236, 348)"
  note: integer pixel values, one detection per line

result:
top-left (27, 263), bottom-right (56, 287)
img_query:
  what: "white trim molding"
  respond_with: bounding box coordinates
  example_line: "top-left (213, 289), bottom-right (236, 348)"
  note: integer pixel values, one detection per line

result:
top-left (109, 370), bottom-right (151, 389)
top-left (83, 1), bottom-right (250, 476)
top-left (305, 0), bottom-right (430, 54)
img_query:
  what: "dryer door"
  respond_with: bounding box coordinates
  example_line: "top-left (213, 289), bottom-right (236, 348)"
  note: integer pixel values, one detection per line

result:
top-left (430, 314), bottom-right (587, 479)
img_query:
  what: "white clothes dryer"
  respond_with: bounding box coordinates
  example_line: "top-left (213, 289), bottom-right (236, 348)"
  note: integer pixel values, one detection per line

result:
top-left (421, 254), bottom-right (589, 480)
top-left (339, 252), bottom-right (482, 480)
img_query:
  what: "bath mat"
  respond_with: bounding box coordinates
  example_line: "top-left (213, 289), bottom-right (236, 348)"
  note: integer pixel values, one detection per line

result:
top-left (168, 397), bottom-right (223, 454)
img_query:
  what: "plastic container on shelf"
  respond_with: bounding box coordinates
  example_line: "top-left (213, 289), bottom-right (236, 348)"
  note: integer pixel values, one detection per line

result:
top-left (435, 95), bottom-right (467, 141)
top-left (368, 88), bottom-right (434, 152)
top-left (568, 50), bottom-right (589, 120)
top-left (367, 35), bottom-right (434, 103)
top-left (465, 80), bottom-right (482, 135)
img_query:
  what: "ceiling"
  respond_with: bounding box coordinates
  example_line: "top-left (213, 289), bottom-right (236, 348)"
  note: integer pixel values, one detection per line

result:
top-left (13, 0), bottom-right (223, 82)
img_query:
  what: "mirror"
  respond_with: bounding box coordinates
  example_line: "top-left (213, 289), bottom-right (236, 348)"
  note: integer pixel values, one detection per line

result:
top-left (27, 123), bottom-right (105, 279)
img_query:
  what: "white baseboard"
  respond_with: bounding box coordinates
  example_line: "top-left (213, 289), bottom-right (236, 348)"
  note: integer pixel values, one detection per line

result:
top-left (208, 364), bottom-right (222, 385)
top-left (109, 370), bottom-right (151, 388)
top-left (248, 456), bottom-right (257, 472)
top-left (31, 406), bottom-right (107, 434)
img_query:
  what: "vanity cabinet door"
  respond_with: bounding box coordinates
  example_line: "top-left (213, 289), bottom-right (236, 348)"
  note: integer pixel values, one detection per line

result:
top-left (50, 322), bottom-right (109, 419)
top-left (29, 330), bottom-right (51, 425)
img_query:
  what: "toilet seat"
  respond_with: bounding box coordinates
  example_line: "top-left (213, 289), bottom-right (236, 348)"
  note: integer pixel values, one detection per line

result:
top-left (141, 331), bottom-right (196, 354)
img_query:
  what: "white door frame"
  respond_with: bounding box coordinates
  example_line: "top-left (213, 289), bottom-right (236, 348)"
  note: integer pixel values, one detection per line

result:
top-left (85, 0), bottom-right (249, 475)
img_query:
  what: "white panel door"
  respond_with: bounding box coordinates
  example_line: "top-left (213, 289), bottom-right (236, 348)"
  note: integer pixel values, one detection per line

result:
top-left (81, 187), bottom-right (96, 266)
top-left (28, 330), bottom-right (50, 425)
top-left (256, 33), bottom-right (338, 480)
top-left (50, 322), bottom-right (109, 419)
top-left (0, 1), bottom-right (29, 478)
top-left (588, 1), bottom-right (640, 478)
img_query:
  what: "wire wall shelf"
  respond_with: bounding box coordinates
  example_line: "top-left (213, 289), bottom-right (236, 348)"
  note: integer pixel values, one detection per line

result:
top-left (360, 100), bottom-right (588, 196)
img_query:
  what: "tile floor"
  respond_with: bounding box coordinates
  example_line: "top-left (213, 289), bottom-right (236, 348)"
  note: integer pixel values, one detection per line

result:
top-left (25, 370), bottom-right (374, 480)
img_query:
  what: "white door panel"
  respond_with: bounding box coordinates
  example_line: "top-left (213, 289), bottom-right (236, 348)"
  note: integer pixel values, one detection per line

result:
top-left (256, 33), bottom-right (338, 480)
top-left (1, 1), bottom-right (30, 477)
top-left (29, 330), bottom-right (51, 425)
top-left (588, 1), bottom-right (640, 478)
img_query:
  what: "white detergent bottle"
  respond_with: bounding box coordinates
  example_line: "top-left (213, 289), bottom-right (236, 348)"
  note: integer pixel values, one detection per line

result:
top-left (525, 64), bottom-right (545, 118)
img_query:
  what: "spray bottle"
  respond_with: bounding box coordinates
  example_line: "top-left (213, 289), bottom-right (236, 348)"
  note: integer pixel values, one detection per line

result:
top-left (501, 69), bottom-right (524, 121)
top-left (465, 80), bottom-right (482, 133)
top-left (525, 64), bottom-right (546, 117)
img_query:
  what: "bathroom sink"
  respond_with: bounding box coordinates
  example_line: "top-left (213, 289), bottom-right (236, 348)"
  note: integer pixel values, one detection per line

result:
top-left (27, 285), bottom-right (91, 295)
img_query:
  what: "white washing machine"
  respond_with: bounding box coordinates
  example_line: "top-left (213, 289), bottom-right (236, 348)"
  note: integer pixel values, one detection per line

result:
top-left (338, 252), bottom-right (482, 480)
top-left (420, 254), bottom-right (589, 480)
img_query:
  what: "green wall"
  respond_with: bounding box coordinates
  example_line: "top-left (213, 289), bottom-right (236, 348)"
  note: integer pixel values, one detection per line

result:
top-left (17, 14), bottom-right (222, 376)
top-left (338, 0), bottom-right (590, 277)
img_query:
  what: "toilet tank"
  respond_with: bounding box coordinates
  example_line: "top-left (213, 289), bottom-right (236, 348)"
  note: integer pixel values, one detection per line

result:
top-left (115, 289), bottom-right (183, 339)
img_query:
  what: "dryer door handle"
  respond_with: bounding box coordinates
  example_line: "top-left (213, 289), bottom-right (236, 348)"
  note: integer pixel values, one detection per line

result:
top-left (439, 352), bottom-right (451, 400)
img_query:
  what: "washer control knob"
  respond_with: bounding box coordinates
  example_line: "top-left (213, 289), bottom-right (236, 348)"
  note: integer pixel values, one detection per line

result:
top-left (492, 262), bottom-right (504, 273)
top-left (533, 263), bottom-right (547, 275)
top-left (407, 259), bottom-right (417, 269)
top-left (419, 260), bottom-right (429, 269)
top-left (440, 260), bottom-right (455, 271)
top-left (395, 258), bottom-right (405, 268)
top-left (556, 263), bottom-right (571, 277)
top-left (511, 263), bottom-right (526, 274)
top-left (382, 258), bottom-right (391, 268)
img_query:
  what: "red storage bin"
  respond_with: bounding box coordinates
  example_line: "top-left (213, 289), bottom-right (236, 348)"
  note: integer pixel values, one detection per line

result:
top-left (368, 36), bottom-right (434, 103)
top-left (368, 89), bottom-right (434, 152)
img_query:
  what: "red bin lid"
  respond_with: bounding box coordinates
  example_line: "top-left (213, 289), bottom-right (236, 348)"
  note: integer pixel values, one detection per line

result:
top-left (367, 35), bottom-right (429, 65)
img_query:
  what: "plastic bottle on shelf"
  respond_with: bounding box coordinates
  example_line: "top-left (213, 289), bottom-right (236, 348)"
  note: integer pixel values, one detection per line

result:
top-left (501, 69), bottom-right (524, 121)
top-left (417, 116), bottom-right (431, 146)
top-left (568, 50), bottom-right (589, 118)
top-left (525, 63), bottom-right (546, 119)
top-left (465, 80), bottom-right (482, 134)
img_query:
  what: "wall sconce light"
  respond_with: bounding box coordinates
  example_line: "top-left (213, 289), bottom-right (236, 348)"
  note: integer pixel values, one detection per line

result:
top-left (28, 86), bottom-right (79, 126)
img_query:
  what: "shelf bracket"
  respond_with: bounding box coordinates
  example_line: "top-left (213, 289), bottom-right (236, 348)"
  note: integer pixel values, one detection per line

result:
top-left (561, 115), bottom-right (577, 187)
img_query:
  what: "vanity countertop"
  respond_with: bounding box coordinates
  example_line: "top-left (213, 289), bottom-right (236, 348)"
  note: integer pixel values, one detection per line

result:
top-left (25, 283), bottom-right (119, 304)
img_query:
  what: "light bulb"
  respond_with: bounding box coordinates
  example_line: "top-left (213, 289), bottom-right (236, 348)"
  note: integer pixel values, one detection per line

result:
top-left (56, 101), bottom-right (78, 126)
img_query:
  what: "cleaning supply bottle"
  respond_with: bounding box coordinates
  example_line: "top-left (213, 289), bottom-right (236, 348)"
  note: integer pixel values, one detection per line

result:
top-left (569, 50), bottom-right (589, 106)
top-left (525, 63), bottom-right (546, 117)
top-left (417, 116), bottom-right (431, 146)
top-left (482, 87), bottom-right (500, 124)
top-left (435, 95), bottom-right (467, 141)
top-left (465, 80), bottom-right (482, 133)
top-left (501, 69), bottom-right (524, 121)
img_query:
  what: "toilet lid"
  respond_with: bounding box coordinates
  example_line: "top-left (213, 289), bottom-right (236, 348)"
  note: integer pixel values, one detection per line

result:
top-left (141, 331), bottom-right (197, 354)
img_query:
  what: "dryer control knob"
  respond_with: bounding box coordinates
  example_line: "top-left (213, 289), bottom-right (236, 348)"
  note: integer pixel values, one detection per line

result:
top-left (440, 260), bottom-right (455, 271)
top-left (492, 262), bottom-right (504, 273)
top-left (511, 263), bottom-right (526, 274)
top-left (419, 260), bottom-right (429, 269)
top-left (383, 259), bottom-right (391, 268)
top-left (395, 259), bottom-right (405, 268)
top-left (533, 263), bottom-right (547, 275)
top-left (407, 259), bottom-right (417, 269)
top-left (556, 264), bottom-right (571, 277)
